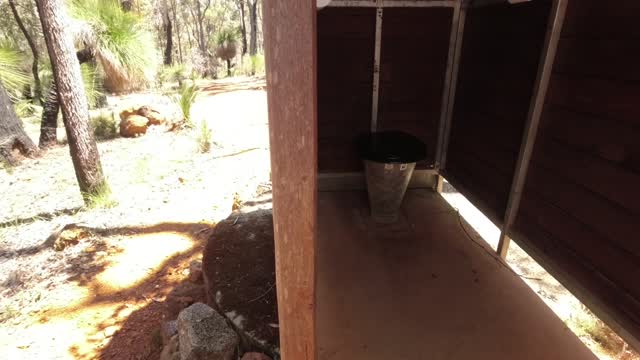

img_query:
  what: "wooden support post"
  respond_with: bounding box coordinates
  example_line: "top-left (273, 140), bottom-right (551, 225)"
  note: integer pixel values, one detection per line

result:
top-left (438, 1), bottom-right (467, 171)
top-left (371, 1), bottom-right (383, 132)
top-left (263, 0), bottom-right (317, 358)
top-left (435, 0), bottom-right (462, 169)
top-left (497, 0), bottom-right (567, 259)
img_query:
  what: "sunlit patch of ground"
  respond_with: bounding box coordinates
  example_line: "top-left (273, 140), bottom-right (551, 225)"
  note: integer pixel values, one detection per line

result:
top-left (96, 232), bottom-right (194, 291)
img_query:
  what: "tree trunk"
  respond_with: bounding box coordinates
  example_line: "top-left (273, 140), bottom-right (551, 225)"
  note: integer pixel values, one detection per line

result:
top-left (239, 0), bottom-right (248, 56)
top-left (226, 59), bottom-right (232, 77)
top-left (249, 0), bottom-right (258, 56)
top-left (39, 84), bottom-right (59, 148)
top-left (121, 0), bottom-right (133, 11)
top-left (36, 0), bottom-right (108, 200)
top-left (0, 82), bottom-right (38, 165)
top-left (39, 48), bottom-right (94, 149)
top-left (8, 0), bottom-right (42, 105)
top-left (163, 12), bottom-right (173, 65)
top-left (171, 0), bottom-right (183, 63)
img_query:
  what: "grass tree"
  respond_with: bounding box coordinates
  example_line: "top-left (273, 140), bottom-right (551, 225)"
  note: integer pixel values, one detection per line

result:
top-left (38, 0), bottom-right (158, 148)
top-left (0, 45), bottom-right (30, 100)
top-left (8, 0), bottom-right (43, 105)
top-left (36, 0), bottom-right (109, 203)
top-left (215, 29), bottom-right (238, 77)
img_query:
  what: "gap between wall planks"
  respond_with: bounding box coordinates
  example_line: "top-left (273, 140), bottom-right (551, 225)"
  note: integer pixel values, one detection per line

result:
top-left (497, 0), bottom-right (568, 259)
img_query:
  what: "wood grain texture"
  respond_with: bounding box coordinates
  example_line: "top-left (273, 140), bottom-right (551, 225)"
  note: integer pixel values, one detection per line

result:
top-left (317, 8), bottom-right (375, 172)
top-left (378, 7), bottom-right (452, 168)
top-left (443, 0), bottom-right (551, 221)
top-left (513, 0), bottom-right (640, 346)
top-left (263, 1), bottom-right (317, 359)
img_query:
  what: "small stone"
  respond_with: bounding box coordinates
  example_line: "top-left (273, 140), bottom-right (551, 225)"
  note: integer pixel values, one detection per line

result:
top-left (161, 320), bottom-right (178, 345)
top-left (241, 353), bottom-right (272, 360)
top-left (177, 303), bottom-right (239, 360)
top-left (188, 260), bottom-right (203, 284)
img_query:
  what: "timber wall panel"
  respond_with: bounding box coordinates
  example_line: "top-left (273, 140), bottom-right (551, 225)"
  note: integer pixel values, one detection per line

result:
top-left (512, 0), bottom-right (640, 343)
top-left (443, 0), bottom-right (551, 225)
top-left (317, 8), bottom-right (375, 172)
top-left (378, 8), bottom-right (452, 168)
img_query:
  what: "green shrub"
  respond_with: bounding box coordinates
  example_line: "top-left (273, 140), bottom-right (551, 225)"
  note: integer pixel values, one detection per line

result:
top-left (90, 111), bottom-right (118, 140)
top-left (160, 64), bottom-right (186, 87)
top-left (14, 99), bottom-right (42, 119)
top-left (239, 54), bottom-right (265, 76)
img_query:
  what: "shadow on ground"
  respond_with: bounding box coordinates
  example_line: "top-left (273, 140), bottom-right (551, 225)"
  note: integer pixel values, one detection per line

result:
top-left (18, 221), bottom-right (214, 360)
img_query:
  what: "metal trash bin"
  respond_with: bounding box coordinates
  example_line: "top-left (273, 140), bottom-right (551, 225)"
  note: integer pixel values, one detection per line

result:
top-left (359, 131), bottom-right (427, 223)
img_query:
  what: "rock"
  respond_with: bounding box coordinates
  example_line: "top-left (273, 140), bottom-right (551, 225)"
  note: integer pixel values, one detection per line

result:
top-left (118, 104), bottom-right (182, 137)
top-left (241, 353), bottom-right (272, 360)
top-left (165, 282), bottom-right (204, 318)
top-left (160, 334), bottom-right (180, 360)
top-left (119, 114), bottom-right (149, 137)
top-left (161, 320), bottom-right (178, 345)
top-left (188, 260), bottom-right (203, 284)
top-left (203, 204), bottom-right (279, 353)
top-left (177, 303), bottom-right (239, 360)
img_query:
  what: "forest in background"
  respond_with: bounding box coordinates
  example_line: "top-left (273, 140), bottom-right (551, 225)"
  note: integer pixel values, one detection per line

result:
top-left (0, 0), bottom-right (264, 202)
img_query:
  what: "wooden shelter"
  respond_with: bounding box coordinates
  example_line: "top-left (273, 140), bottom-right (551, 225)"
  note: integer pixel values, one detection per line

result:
top-left (263, 0), bottom-right (640, 358)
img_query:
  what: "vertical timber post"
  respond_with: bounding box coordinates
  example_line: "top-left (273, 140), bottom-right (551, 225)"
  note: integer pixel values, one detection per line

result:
top-left (371, 0), bottom-right (383, 132)
top-left (497, 0), bottom-right (567, 259)
top-left (263, 0), bottom-right (317, 359)
top-left (438, 0), bottom-right (467, 171)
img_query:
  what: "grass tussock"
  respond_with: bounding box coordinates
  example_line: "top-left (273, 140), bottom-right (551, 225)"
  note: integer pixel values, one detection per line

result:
top-left (83, 182), bottom-right (117, 209)
top-left (196, 120), bottom-right (212, 153)
top-left (568, 309), bottom-right (626, 355)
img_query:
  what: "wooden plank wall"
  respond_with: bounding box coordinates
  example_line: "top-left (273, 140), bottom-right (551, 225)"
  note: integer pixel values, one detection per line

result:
top-left (511, 0), bottom-right (640, 343)
top-left (318, 8), bottom-right (376, 172)
top-left (378, 8), bottom-right (452, 168)
top-left (317, 7), bottom-right (451, 172)
top-left (263, 0), bottom-right (317, 359)
top-left (443, 1), bottom-right (551, 225)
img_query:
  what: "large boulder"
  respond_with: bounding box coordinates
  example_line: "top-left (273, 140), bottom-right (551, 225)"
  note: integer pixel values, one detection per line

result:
top-left (177, 303), bottom-right (239, 360)
top-left (202, 205), bottom-right (279, 352)
top-left (241, 353), bottom-right (272, 360)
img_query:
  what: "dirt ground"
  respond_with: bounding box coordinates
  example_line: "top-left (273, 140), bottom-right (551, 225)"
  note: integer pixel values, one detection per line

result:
top-left (0, 77), bottom-right (270, 359)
